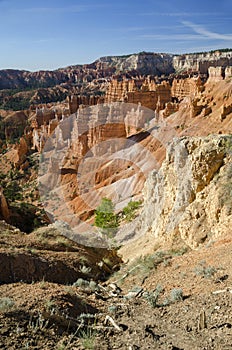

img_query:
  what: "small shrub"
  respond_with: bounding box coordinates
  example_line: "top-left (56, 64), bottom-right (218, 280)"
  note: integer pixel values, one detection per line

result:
top-left (39, 278), bottom-right (47, 289)
top-left (170, 247), bottom-right (188, 256)
top-left (73, 278), bottom-right (85, 287)
top-left (56, 236), bottom-right (72, 247)
top-left (44, 299), bottom-right (57, 313)
top-left (73, 278), bottom-right (89, 289)
top-left (89, 281), bottom-right (99, 291)
top-left (28, 313), bottom-right (49, 333)
top-left (79, 328), bottom-right (97, 350)
top-left (95, 198), bottom-right (118, 229)
top-left (0, 297), bottom-right (15, 312)
top-left (194, 261), bottom-right (217, 278)
top-left (122, 200), bottom-right (142, 221)
top-left (144, 285), bottom-right (163, 308)
top-left (169, 288), bottom-right (183, 302)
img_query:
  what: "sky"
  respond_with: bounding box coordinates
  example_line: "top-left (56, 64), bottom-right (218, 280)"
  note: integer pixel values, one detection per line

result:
top-left (0, 0), bottom-right (231, 71)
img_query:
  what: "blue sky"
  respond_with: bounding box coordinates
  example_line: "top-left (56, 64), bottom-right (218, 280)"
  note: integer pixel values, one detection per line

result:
top-left (0, 0), bottom-right (231, 71)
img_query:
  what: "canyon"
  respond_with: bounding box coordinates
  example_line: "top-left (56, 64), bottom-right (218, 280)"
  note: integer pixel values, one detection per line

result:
top-left (0, 65), bottom-right (231, 249)
top-left (0, 49), bottom-right (231, 350)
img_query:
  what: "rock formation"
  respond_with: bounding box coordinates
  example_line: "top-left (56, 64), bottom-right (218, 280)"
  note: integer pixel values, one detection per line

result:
top-left (68, 95), bottom-right (103, 114)
top-left (104, 79), bottom-right (139, 104)
top-left (220, 103), bottom-right (232, 121)
top-left (0, 59), bottom-right (231, 249)
top-left (162, 102), bottom-right (179, 118)
top-left (105, 79), bottom-right (171, 111)
top-left (171, 77), bottom-right (203, 99)
top-left (95, 52), bottom-right (175, 76)
top-left (208, 67), bottom-right (225, 81)
top-left (173, 50), bottom-right (232, 73)
top-left (127, 135), bottom-right (232, 249)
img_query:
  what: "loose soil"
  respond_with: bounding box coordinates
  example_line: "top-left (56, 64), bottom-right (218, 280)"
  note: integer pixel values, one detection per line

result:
top-left (0, 225), bottom-right (231, 349)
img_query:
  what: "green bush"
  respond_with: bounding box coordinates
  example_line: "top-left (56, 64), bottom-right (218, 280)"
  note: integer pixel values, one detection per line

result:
top-left (122, 200), bottom-right (142, 221)
top-left (94, 198), bottom-right (118, 233)
top-left (3, 180), bottom-right (23, 202)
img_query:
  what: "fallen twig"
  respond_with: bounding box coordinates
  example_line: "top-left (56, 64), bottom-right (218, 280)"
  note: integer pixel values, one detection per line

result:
top-left (104, 315), bottom-right (122, 331)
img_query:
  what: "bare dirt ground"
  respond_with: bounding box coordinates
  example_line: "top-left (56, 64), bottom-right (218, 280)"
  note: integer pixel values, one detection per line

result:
top-left (0, 223), bottom-right (231, 349)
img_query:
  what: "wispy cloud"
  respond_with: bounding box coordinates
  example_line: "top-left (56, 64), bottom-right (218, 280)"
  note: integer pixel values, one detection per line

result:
top-left (182, 21), bottom-right (232, 41)
top-left (117, 25), bottom-right (183, 33)
top-left (138, 22), bottom-right (232, 43)
top-left (139, 12), bottom-right (224, 17)
top-left (138, 34), bottom-right (208, 41)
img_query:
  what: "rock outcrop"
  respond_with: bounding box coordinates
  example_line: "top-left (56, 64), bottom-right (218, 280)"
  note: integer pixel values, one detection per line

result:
top-left (105, 79), bottom-right (171, 111)
top-left (104, 79), bottom-right (139, 104)
top-left (127, 135), bottom-right (232, 249)
top-left (171, 77), bottom-right (203, 99)
top-left (68, 95), bottom-right (103, 114)
top-left (208, 67), bottom-right (225, 81)
top-left (173, 51), bottom-right (232, 73)
top-left (220, 103), bottom-right (232, 121)
top-left (162, 102), bottom-right (179, 118)
top-left (95, 52), bottom-right (175, 76)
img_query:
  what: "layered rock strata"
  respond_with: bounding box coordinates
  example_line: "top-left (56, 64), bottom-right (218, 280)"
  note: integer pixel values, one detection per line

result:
top-left (105, 79), bottom-right (171, 111)
top-left (171, 77), bottom-right (203, 99)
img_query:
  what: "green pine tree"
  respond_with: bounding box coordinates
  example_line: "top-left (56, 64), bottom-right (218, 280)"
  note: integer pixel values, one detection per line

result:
top-left (94, 198), bottom-right (118, 236)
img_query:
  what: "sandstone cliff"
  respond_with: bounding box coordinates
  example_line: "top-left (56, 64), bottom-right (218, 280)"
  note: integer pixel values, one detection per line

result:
top-left (104, 78), bottom-right (171, 111)
top-left (122, 135), bottom-right (232, 251)
top-left (171, 76), bottom-right (203, 99)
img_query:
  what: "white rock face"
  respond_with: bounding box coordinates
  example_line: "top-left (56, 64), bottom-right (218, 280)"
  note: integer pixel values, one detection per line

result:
top-left (173, 51), bottom-right (232, 73)
top-left (128, 135), bottom-right (232, 249)
top-left (97, 53), bottom-right (175, 75)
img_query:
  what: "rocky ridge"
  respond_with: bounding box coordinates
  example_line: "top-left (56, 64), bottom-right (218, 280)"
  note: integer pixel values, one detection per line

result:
top-left (0, 49), bottom-right (231, 92)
